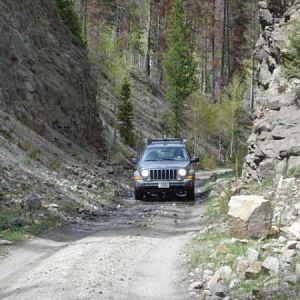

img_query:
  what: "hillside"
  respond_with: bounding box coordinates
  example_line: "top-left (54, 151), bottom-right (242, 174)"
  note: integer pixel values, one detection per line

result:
top-left (0, 0), bottom-right (101, 148)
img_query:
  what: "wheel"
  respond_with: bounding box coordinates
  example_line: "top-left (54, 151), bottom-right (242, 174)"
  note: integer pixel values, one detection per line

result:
top-left (187, 189), bottom-right (195, 201)
top-left (134, 190), bottom-right (143, 200)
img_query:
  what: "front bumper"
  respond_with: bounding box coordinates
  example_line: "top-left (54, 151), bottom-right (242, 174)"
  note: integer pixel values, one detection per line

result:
top-left (134, 179), bottom-right (194, 195)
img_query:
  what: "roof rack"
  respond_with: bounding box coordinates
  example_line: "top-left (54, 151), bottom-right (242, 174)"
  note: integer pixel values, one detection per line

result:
top-left (147, 138), bottom-right (187, 145)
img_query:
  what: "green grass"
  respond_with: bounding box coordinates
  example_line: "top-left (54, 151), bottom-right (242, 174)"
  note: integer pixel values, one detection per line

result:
top-left (231, 271), bottom-right (269, 297)
top-left (0, 246), bottom-right (6, 256)
top-left (242, 178), bottom-right (275, 195)
top-left (2, 229), bottom-right (26, 241)
top-left (0, 207), bottom-right (22, 231)
top-left (206, 188), bottom-right (233, 220)
top-left (191, 227), bottom-right (250, 270)
top-left (191, 226), bottom-right (275, 298)
top-left (0, 206), bottom-right (60, 240)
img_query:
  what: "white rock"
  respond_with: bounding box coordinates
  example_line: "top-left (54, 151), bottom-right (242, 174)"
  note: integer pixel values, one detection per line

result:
top-left (236, 256), bottom-right (249, 275)
top-left (215, 266), bottom-right (234, 281)
top-left (278, 236), bottom-right (287, 244)
top-left (0, 239), bottom-right (13, 246)
top-left (262, 256), bottom-right (280, 275)
top-left (282, 249), bottom-right (296, 263)
top-left (246, 248), bottom-right (259, 263)
top-left (203, 269), bottom-right (214, 281)
top-left (288, 222), bottom-right (300, 240)
top-left (295, 264), bottom-right (300, 282)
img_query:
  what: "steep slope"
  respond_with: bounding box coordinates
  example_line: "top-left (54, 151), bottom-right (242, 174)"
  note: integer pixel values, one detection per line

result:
top-left (0, 0), bottom-right (130, 233)
top-left (243, 0), bottom-right (300, 180)
top-left (0, 0), bottom-right (101, 148)
top-left (98, 69), bottom-right (167, 154)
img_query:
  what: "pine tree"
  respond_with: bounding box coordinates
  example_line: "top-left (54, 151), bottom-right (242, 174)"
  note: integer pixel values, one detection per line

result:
top-left (163, 0), bottom-right (197, 137)
top-left (117, 78), bottom-right (135, 146)
top-left (55, 0), bottom-right (83, 43)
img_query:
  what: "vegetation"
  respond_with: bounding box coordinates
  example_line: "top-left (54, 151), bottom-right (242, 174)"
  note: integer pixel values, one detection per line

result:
top-left (55, 0), bottom-right (84, 44)
top-left (283, 19), bottom-right (300, 79)
top-left (0, 206), bottom-right (60, 241)
top-left (163, 0), bottom-right (197, 137)
top-left (73, 0), bottom-right (258, 167)
top-left (190, 222), bottom-right (273, 299)
top-left (186, 75), bottom-right (248, 173)
top-left (117, 78), bottom-right (135, 147)
top-left (206, 187), bottom-right (233, 219)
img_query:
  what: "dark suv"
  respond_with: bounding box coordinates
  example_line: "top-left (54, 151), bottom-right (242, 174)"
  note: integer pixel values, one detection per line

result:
top-left (132, 138), bottom-right (199, 201)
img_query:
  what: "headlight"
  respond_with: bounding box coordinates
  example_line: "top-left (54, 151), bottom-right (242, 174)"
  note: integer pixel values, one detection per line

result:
top-left (178, 169), bottom-right (187, 177)
top-left (141, 169), bottom-right (150, 177)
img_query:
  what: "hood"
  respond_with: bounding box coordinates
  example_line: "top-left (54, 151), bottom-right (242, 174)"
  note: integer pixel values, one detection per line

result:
top-left (139, 161), bottom-right (190, 170)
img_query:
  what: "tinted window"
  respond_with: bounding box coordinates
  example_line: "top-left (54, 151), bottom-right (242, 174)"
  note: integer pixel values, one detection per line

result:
top-left (141, 147), bottom-right (188, 162)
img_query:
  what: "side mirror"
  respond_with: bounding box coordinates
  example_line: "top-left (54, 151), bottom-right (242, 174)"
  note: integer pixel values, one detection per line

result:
top-left (191, 157), bottom-right (199, 163)
top-left (131, 157), bottom-right (138, 164)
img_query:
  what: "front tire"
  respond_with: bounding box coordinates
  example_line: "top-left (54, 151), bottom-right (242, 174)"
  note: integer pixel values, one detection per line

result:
top-left (134, 190), bottom-right (143, 200)
top-left (187, 189), bottom-right (195, 201)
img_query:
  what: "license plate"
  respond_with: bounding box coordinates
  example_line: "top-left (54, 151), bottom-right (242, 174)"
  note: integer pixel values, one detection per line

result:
top-left (158, 182), bottom-right (170, 189)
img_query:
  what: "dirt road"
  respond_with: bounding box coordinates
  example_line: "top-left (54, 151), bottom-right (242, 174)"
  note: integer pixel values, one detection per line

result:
top-left (0, 185), bottom-right (207, 300)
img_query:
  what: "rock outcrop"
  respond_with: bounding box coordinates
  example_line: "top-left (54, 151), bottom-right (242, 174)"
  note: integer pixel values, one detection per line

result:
top-left (243, 0), bottom-right (300, 180)
top-left (0, 0), bottom-right (101, 148)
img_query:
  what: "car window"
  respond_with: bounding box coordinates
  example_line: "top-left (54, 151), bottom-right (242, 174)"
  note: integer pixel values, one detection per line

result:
top-left (142, 147), bottom-right (188, 161)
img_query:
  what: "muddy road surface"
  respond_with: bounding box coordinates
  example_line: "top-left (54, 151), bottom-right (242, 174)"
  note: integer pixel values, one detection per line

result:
top-left (0, 181), bottom-right (208, 300)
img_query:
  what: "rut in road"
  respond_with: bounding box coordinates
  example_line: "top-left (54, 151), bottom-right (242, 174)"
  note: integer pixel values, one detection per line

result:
top-left (0, 196), bottom-right (206, 300)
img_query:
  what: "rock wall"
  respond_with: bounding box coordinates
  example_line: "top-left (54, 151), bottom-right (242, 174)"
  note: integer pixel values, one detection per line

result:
top-left (243, 0), bottom-right (300, 180)
top-left (0, 0), bottom-right (101, 148)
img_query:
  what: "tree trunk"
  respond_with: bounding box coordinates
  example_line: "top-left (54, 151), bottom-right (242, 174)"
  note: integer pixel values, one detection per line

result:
top-left (211, 0), bottom-right (216, 100)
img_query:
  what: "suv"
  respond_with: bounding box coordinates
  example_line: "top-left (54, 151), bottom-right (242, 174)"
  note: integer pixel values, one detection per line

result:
top-left (132, 138), bottom-right (199, 201)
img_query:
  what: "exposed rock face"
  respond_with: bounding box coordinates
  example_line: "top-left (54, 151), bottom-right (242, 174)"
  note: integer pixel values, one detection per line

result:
top-left (0, 0), bottom-right (101, 147)
top-left (243, 0), bottom-right (300, 180)
top-left (228, 195), bottom-right (273, 239)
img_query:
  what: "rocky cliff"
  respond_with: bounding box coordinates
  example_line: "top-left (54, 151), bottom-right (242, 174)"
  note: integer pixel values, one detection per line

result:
top-left (243, 0), bottom-right (300, 180)
top-left (0, 0), bottom-right (101, 148)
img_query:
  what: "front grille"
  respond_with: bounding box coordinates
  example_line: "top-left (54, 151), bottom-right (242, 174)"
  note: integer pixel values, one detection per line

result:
top-left (150, 169), bottom-right (177, 180)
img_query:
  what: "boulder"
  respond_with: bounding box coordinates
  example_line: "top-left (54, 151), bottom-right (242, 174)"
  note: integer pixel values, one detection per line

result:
top-left (228, 195), bottom-right (273, 239)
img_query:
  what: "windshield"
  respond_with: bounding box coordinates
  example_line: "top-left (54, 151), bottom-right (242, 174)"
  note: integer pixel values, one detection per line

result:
top-left (141, 147), bottom-right (189, 162)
